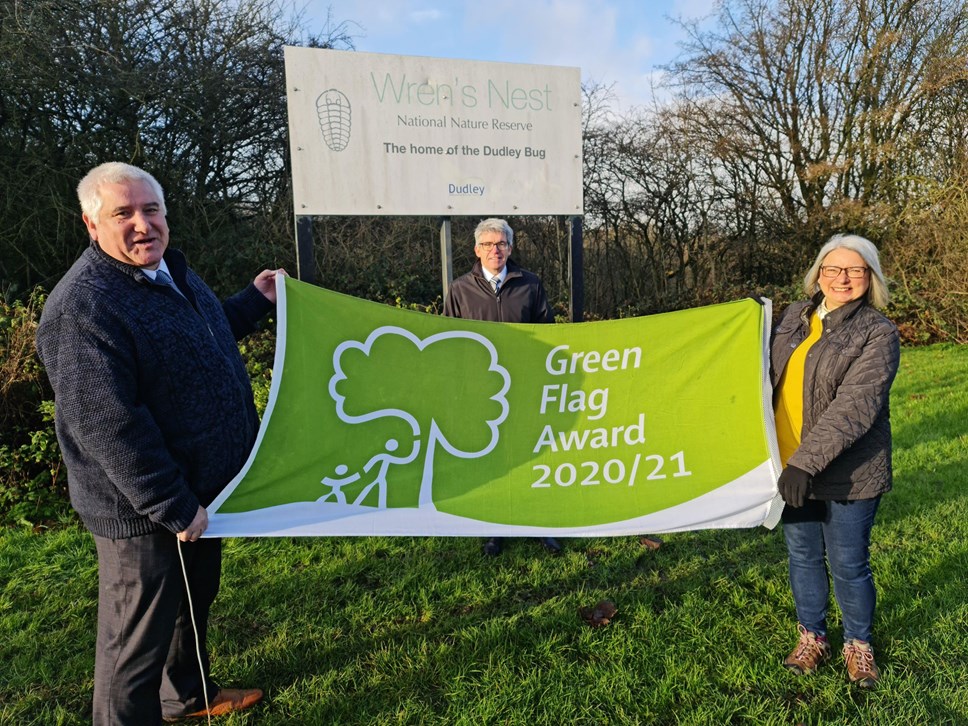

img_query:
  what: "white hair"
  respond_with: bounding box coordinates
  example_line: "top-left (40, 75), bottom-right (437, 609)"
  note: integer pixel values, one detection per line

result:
top-left (474, 218), bottom-right (513, 247)
top-left (77, 162), bottom-right (167, 219)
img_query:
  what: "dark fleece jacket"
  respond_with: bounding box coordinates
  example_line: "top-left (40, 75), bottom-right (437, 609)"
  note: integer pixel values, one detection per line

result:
top-left (36, 243), bottom-right (272, 538)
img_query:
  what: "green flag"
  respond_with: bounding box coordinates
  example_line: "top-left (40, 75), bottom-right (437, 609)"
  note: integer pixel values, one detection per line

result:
top-left (207, 277), bottom-right (782, 536)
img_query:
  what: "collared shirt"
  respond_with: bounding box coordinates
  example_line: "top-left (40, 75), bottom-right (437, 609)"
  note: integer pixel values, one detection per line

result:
top-left (483, 268), bottom-right (507, 288)
top-left (140, 259), bottom-right (174, 281)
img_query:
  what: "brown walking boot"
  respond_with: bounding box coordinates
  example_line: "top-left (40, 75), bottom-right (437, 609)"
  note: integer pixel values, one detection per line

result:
top-left (783, 624), bottom-right (831, 675)
top-left (843, 639), bottom-right (880, 688)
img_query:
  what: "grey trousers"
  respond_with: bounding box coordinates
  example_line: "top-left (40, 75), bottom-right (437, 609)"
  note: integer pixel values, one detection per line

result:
top-left (92, 531), bottom-right (221, 725)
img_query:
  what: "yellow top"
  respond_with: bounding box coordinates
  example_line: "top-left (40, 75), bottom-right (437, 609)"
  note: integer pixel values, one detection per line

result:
top-left (774, 310), bottom-right (824, 466)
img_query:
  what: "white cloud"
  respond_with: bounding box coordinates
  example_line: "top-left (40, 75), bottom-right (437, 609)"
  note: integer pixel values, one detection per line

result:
top-left (409, 8), bottom-right (445, 24)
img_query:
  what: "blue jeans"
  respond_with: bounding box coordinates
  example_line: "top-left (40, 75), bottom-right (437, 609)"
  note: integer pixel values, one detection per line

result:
top-left (782, 496), bottom-right (881, 642)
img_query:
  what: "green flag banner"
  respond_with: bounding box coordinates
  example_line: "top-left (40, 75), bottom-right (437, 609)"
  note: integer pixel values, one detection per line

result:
top-left (206, 277), bottom-right (783, 537)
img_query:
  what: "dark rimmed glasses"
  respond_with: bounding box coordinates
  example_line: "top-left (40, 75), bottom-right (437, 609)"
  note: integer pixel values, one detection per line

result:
top-left (477, 241), bottom-right (510, 250)
top-left (820, 265), bottom-right (868, 279)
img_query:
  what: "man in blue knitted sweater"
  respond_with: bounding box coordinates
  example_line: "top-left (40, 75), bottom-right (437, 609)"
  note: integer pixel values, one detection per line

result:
top-left (36, 162), bottom-right (283, 724)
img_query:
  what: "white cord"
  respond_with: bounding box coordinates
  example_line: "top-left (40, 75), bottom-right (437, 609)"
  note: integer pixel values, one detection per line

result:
top-left (177, 538), bottom-right (212, 726)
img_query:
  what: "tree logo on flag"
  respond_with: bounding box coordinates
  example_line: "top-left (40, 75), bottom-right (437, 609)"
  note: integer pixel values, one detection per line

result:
top-left (326, 326), bottom-right (511, 509)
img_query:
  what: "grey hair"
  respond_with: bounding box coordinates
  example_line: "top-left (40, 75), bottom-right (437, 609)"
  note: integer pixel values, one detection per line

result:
top-left (474, 218), bottom-right (513, 247)
top-left (77, 162), bottom-right (167, 219)
top-left (803, 233), bottom-right (889, 308)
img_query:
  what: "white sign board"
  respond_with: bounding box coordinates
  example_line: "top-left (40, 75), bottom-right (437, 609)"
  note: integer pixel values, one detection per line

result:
top-left (284, 47), bottom-right (583, 216)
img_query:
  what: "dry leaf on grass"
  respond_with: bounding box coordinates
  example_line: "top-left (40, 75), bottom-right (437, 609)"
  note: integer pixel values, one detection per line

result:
top-left (579, 599), bottom-right (618, 627)
top-left (639, 535), bottom-right (663, 550)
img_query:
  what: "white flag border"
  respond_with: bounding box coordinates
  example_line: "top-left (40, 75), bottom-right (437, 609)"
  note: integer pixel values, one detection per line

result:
top-left (206, 459), bottom-right (781, 537)
top-left (208, 272), bottom-right (290, 513)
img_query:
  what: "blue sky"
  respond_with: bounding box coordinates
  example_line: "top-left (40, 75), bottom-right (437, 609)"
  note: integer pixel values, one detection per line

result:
top-left (299, 0), bottom-right (717, 113)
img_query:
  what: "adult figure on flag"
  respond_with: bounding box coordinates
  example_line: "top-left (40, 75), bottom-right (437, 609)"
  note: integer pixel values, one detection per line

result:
top-left (771, 234), bottom-right (899, 689)
top-left (36, 162), bottom-right (283, 724)
top-left (443, 217), bottom-right (561, 557)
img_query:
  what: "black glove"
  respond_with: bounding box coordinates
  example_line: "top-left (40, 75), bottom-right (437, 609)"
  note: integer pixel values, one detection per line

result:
top-left (777, 465), bottom-right (811, 508)
top-left (746, 295), bottom-right (766, 306)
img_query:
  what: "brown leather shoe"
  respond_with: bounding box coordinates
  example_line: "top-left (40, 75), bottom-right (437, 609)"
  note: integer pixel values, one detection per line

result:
top-left (783, 624), bottom-right (831, 675)
top-left (843, 639), bottom-right (880, 688)
top-left (166, 688), bottom-right (264, 720)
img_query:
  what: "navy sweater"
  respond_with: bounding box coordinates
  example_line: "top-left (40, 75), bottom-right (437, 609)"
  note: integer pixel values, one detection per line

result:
top-left (36, 243), bottom-right (272, 538)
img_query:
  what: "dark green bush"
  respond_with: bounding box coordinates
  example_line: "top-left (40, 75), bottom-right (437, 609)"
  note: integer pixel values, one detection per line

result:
top-left (238, 324), bottom-right (278, 418)
top-left (0, 289), bottom-right (69, 527)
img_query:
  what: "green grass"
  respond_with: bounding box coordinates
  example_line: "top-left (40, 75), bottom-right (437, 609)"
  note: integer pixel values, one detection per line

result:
top-left (2, 344), bottom-right (966, 725)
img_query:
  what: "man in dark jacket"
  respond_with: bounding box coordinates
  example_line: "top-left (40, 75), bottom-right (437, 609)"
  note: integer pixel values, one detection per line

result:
top-left (36, 162), bottom-right (281, 724)
top-left (442, 218), bottom-right (553, 325)
top-left (443, 218), bottom-right (560, 556)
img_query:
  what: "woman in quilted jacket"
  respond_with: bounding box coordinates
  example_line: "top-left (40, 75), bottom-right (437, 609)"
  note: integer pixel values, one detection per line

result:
top-left (770, 234), bottom-right (900, 689)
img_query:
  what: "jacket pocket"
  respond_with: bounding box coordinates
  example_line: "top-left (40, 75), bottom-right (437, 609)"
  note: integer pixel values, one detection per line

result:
top-left (827, 332), bottom-right (865, 359)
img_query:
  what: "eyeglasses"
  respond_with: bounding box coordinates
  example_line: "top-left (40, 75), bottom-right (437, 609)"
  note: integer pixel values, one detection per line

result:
top-left (477, 241), bottom-right (510, 250)
top-left (820, 265), bottom-right (869, 279)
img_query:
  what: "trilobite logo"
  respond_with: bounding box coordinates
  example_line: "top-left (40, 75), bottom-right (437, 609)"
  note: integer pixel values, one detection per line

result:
top-left (316, 89), bottom-right (351, 152)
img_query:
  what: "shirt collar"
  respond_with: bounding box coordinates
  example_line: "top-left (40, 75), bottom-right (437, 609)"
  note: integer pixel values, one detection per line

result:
top-left (483, 267), bottom-right (507, 284)
top-left (140, 259), bottom-right (172, 281)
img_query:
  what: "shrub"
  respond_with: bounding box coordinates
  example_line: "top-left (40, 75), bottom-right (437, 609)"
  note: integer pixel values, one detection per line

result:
top-left (238, 324), bottom-right (277, 418)
top-left (0, 288), bottom-right (69, 527)
top-left (886, 177), bottom-right (968, 345)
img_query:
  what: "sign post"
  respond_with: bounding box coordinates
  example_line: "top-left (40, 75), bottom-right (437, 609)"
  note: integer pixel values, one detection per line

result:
top-left (439, 217), bottom-right (452, 299)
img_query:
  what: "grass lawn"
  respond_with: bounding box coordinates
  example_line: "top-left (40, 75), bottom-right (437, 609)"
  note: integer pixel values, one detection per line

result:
top-left (2, 344), bottom-right (966, 725)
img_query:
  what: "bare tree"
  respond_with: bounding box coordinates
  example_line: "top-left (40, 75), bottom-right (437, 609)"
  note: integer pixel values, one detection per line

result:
top-left (669, 0), bottom-right (968, 254)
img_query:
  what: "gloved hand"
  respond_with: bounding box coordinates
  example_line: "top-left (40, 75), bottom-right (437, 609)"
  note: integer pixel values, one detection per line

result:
top-left (777, 465), bottom-right (811, 507)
